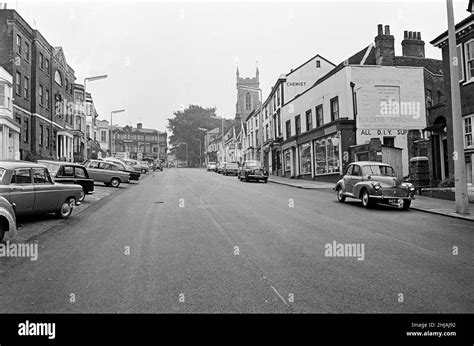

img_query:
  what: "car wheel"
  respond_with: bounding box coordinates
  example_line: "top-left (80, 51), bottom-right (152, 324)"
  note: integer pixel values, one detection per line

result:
top-left (402, 200), bottom-right (411, 210)
top-left (245, 175), bottom-right (249, 182)
top-left (110, 178), bottom-right (121, 188)
top-left (0, 219), bottom-right (6, 242)
top-left (56, 197), bottom-right (75, 219)
top-left (361, 189), bottom-right (372, 208)
top-left (141, 169), bottom-right (146, 174)
top-left (263, 178), bottom-right (268, 183)
top-left (78, 188), bottom-right (86, 203)
top-left (336, 187), bottom-right (346, 202)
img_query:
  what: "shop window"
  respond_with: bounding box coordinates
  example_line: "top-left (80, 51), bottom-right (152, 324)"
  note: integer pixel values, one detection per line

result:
top-left (314, 135), bottom-right (340, 175)
top-left (383, 137), bottom-right (395, 147)
top-left (284, 150), bottom-right (291, 171)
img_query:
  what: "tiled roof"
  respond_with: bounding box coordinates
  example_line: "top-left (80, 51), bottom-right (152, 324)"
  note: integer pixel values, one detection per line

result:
top-left (430, 14), bottom-right (474, 45)
top-left (393, 56), bottom-right (444, 75)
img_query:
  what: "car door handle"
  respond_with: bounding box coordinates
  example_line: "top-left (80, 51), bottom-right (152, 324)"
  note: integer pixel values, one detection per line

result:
top-left (10, 187), bottom-right (21, 192)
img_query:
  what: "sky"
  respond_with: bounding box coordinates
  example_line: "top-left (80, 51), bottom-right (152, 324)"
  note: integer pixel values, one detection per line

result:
top-left (7, 0), bottom-right (472, 135)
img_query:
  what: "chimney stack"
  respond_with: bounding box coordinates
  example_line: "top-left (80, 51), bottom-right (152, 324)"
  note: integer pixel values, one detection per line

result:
top-left (401, 30), bottom-right (425, 58)
top-left (375, 24), bottom-right (395, 66)
top-left (137, 123), bottom-right (143, 129)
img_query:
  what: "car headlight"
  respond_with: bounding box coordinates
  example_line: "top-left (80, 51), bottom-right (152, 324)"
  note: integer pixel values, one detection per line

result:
top-left (372, 182), bottom-right (382, 190)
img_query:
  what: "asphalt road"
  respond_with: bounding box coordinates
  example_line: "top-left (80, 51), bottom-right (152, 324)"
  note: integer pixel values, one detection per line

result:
top-left (0, 168), bottom-right (472, 313)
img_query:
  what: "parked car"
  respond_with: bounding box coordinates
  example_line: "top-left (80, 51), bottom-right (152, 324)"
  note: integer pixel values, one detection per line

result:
top-left (103, 158), bottom-right (141, 181)
top-left (0, 195), bottom-right (17, 242)
top-left (217, 162), bottom-right (227, 174)
top-left (122, 159), bottom-right (149, 174)
top-left (83, 160), bottom-right (130, 188)
top-left (37, 160), bottom-right (94, 202)
top-left (223, 162), bottom-right (239, 176)
top-left (207, 162), bottom-right (217, 172)
top-left (238, 160), bottom-right (268, 183)
top-left (334, 161), bottom-right (416, 209)
top-left (0, 161), bottom-right (83, 219)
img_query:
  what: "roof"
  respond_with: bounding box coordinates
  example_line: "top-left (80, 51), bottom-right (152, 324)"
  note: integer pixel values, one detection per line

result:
top-left (350, 161), bottom-right (391, 166)
top-left (36, 160), bottom-right (83, 167)
top-left (286, 53), bottom-right (336, 77)
top-left (393, 56), bottom-right (444, 75)
top-left (0, 160), bottom-right (47, 169)
top-left (430, 14), bottom-right (474, 46)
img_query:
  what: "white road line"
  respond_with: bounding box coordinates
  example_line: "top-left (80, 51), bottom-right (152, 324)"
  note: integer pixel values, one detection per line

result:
top-left (270, 285), bottom-right (289, 306)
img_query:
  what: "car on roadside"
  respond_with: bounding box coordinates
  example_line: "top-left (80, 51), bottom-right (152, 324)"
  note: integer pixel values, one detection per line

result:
top-left (216, 162), bottom-right (227, 174)
top-left (207, 162), bottom-right (217, 172)
top-left (0, 161), bottom-right (83, 219)
top-left (37, 160), bottom-right (94, 202)
top-left (223, 162), bottom-right (239, 176)
top-left (83, 160), bottom-right (130, 188)
top-left (238, 160), bottom-right (268, 183)
top-left (122, 159), bottom-right (149, 174)
top-left (334, 161), bottom-right (416, 209)
top-left (0, 195), bottom-right (17, 242)
top-left (103, 158), bottom-right (141, 182)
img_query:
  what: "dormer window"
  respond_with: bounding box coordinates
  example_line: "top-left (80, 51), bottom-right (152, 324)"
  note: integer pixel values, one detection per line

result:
top-left (54, 70), bottom-right (62, 86)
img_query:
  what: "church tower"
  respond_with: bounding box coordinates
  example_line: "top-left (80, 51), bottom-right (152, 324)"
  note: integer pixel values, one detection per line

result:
top-left (235, 64), bottom-right (260, 121)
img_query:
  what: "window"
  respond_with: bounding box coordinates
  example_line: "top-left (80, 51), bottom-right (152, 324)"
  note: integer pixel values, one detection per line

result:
top-left (40, 53), bottom-right (44, 70)
top-left (15, 72), bottom-right (21, 96)
top-left (316, 105), bottom-right (323, 127)
top-left (75, 167), bottom-right (87, 178)
top-left (299, 143), bottom-right (311, 175)
top-left (45, 89), bottom-right (50, 109)
top-left (346, 165), bottom-right (353, 176)
top-left (277, 88), bottom-right (280, 106)
top-left (24, 42), bottom-right (30, 61)
top-left (306, 109), bottom-right (313, 131)
top-left (265, 124), bottom-right (269, 141)
top-left (23, 76), bottom-right (29, 99)
top-left (383, 137), bottom-right (395, 147)
top-left (66, 79), bottom-right (69, 91)
top-left (464, 115), bottom-right (473, 148)
top-left (284, 150), bottom-right (291, 171)
top-left (11, 168), bottom-right (31, 184)
top-left (16, 35), bottom-right (21, 55)
top-left (0, 83), bottom-right (11, 108)
top-left (245, 92), bottom-right (251, 111)
top-left (314, 135), bottom-right (340, 175)
top-left (352, 165), bottom-right (361, 176)
top-left (295, 115), bottom-right (301, 135)
top-left (16, 116), bottom-right (21, 142)
top-left (54, 70), bottom-right (62, 86)
top-left (466, 40), bottom-right (474, 81)
top-left (61, 166), bottom-right (74, 177)
top-left (426, 89), bottom-right (432, 108)
top-left (286, 120), bottom-right (291, 139)
top-left (330, 97), bottom-right (339, 121)
top-left (33, 168), bottom-right (50, 184)
top-left (45, 59), bottom-right (50, 75)
top-left (316, 60), bottom-right (321, 68)
top-left (457, 44), bottom-right (465, 81)
top-left (39, 85), bottom-right (44, 106)
top-left (23, 119), bottom-right (28, 143)
top-left (40, 125), bottom-right (44, 146)
top-left (46, 128), bottom-right (50, 148)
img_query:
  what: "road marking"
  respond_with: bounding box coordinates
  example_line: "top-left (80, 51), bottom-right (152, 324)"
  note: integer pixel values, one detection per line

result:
top-left (270, 285), bottom-right (289, 306)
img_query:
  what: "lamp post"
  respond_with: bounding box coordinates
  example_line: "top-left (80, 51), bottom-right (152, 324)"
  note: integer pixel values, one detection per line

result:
top-left (110, 109), bottom-right (125, 157)
top-left (83, 75), bottom-right (107, 161)
top-left (446, 0), bottom-right (470, 214)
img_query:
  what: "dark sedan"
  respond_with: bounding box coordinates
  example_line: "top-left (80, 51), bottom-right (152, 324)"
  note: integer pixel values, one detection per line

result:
top-left (0, 161), bottom-right (82, 219)
top-left (37, 160), bottom-right (95, 202)
top-left (238, 160), bottom-right (268, 183)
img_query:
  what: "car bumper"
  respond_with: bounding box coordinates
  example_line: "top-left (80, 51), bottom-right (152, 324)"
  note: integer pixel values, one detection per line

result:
top-left (370, 194), bottom-right (415, 200)
top-left (247, 174), bottom-right (268, 179)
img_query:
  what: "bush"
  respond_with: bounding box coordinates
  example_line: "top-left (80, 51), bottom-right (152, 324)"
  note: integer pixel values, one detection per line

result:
top-left (438, 178), bottom-right (455, 188)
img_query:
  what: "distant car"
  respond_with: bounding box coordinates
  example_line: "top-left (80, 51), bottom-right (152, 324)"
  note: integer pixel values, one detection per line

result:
top-left (37, 160), bottom-right (94, 202)
top-left (122, 159), bottom-right (149, 174)
top-left (83, 160), bottom-right (130, 188)
top-left (223, 162), bottom-right (239, 176)
top-left (0, 161), bottom-right (83, 219)
top-left (207, 162), bottom-right (217, 172)
top-left (334, 161), bottom-right (416, 209)
top-left (103, 158), bottom-right (141, 181)
top-left (0, 195), bottom-right (17, 242)
top-left (217, 162), bottom-right (227, 174)
top-left (238, 160), bottom-right (268, 183)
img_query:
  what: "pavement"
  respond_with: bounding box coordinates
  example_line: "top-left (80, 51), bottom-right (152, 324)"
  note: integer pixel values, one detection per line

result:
top-left (0, 168), bottom-right (472, 313)
top-left (268, 175), bottom-right (474, 222)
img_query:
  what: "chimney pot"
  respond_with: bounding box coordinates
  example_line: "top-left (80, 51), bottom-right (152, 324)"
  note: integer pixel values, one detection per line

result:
top-left (408, 31), bottom-right (412, 39)
top-left (417, 32), bottom-right (421, 40)
top-left (384, 25), bottom-right (390, 35)
top-left (377, 24), bottom-right (383, 35)
top-left (404, 30), bottom-right (408, 39)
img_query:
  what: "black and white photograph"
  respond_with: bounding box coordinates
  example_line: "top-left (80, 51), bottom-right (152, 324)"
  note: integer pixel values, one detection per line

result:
top-left (0, 0), bottom-right (473, 344)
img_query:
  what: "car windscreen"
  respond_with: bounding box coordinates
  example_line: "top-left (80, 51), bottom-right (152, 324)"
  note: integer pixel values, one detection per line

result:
top-left (362, 165), bottom-right (395, 176)
top-left (39, 162), bottom-right (60, 177)
top-left (245, 161), bottom-right (261, 168)
top-left (227, 164), bottom-right (238, 168)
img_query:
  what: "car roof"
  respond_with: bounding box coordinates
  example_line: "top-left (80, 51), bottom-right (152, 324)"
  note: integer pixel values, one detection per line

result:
top-left (37, 160), bottom-right (84, 168)
top-left (0, 160), bottom-right (48, 169)
top-left (349, 161), bottom-right (391, 167)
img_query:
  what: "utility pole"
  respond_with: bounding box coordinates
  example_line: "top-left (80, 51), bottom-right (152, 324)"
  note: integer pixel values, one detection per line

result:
top-left (446, 0), bottom-right (470, 214)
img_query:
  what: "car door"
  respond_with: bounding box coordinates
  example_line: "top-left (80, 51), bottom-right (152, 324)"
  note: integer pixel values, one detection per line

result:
top-left (33, 167), bottom-right (59, 213)
top-left (343, 165), bottom-right (354, 194)
top-left (8, 168), bottom-right (35, 215)
top-left (74, 166), bottom-right (94, 193)
top-left (347, 164), bottom-right (363, 194)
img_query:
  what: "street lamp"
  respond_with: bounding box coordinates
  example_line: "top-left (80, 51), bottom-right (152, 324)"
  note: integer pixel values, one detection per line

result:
top-left (110, 109), bottom-right (125, 157)
top-left (446, 0), bottom-right (470, 214)
top-left (83, 74), bottom-right (107, 160)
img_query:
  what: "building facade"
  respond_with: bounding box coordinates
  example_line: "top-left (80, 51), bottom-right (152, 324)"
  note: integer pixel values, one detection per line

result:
top-left (0, 66), bottom-right (20, 160)
top-left (112, 123), bottom-right (167, 160)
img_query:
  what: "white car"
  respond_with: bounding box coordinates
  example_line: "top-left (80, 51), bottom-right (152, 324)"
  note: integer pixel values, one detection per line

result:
top-left (207, 162), bottom-right (217, 172)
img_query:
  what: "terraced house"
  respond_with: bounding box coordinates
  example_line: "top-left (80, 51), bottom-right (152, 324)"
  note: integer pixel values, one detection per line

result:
top-left (0, 8), bottom-right (76, 161)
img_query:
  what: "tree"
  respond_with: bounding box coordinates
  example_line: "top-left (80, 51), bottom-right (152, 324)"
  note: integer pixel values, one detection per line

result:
top-left (167, 105), bottom-right (226, 166)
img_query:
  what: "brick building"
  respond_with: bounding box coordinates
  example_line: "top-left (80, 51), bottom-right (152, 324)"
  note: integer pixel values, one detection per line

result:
top-left (0, 8), bottom-right (76, 161)
top-left (112, 123), bottom-right (167, 160)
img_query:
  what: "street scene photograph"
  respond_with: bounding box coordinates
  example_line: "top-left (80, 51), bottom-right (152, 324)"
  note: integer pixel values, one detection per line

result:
top-left (0, 0), bottom-right (473, 343)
